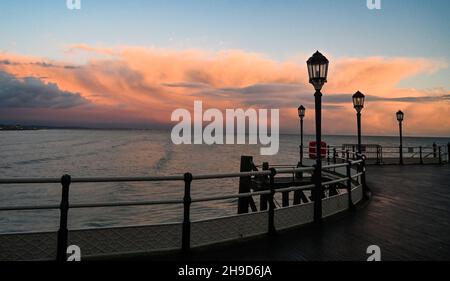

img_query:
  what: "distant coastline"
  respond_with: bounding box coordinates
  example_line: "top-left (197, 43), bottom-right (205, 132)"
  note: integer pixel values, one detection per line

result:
top-left (0, 124), bottom-right (448, 140)
top-left (0, 124), bottom-right (88, 131)
top-left (0, 124), bottom-right (41, 131)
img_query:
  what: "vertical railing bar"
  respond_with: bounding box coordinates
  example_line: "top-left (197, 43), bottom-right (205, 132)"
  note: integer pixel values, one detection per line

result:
top-left (327, 145), bottom-right (330, 164)
top-left (261, 162), bottom-right (270, 211)
top-left (182, 172), bottom-right (193, 252)
top-left (361, 155), bottom-right (370, 199)
top-left (268, 168), bottom-right (276, 236)
top-left (433, 143), bottom-right (437, 158)
top-left (448, 143), bottom-right (450, 163)
top-left (420, 146), bottom-right (423, 165)
top-left (333, 148), bottom-right (337, 165)
top-left (346, 162), bottom-right (355, 211)
top-left (439, 146), bottom-right (442, 165)
top-left (56, 174), bottom-right (71, 262)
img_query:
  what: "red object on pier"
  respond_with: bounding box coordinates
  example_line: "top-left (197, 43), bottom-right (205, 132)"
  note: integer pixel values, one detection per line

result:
top-left (309, 141), bottom-right (327, 159)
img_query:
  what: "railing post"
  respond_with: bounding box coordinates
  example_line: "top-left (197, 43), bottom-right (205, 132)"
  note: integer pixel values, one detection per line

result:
top-left (420, 146), bottom-right (423, 165)
top-left (268, 168), bottom-right (277, 236)
top-left (380, 146), bottom-right (383, 164)
top-left (448, 143), bottom-right (450, 163)
top-left (361, 155), bottom-right (370, 199)
top-left (238, 156), bottom-right (253, 214)
top-left (327, 145), bottom-right (330, 164)
top-left (376, 146), bottom-right (381, 165)
top-left (333, 148), bottom-right (337, 164)
top-left (346, 150), bottom-right (350, 162)
top-left (346, 162), bottom-right (355, 211)
top-left (438, 146), bottom-right (442, 165)
top-left (57, 174), bottom-right (71, 262)
top-left (261, 163), bottom-right (269, 210)
top-left (182, 172), bottom-right (193, 252)
top-left (433, 143), bottom-right (437, 158)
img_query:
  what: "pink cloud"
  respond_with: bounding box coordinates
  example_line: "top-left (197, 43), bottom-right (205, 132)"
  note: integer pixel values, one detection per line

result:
top-left (0, 47), bottom-right (448, 136)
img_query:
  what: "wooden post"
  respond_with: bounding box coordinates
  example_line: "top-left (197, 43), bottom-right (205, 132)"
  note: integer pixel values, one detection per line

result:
top-left (57, 174), bottom-right (71, 262)
top-left (438, 146), bottom-right (442, 165)
top-left (268, 168), bottom-right (276, 236)
top-left (238, 156), bottom-right (254, 214)
top-left (182, 172), bottom-right (193, 252)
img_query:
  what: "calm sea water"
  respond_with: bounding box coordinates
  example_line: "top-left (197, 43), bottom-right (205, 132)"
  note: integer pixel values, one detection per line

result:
top-left (1, 129), bottom-right (449, 233)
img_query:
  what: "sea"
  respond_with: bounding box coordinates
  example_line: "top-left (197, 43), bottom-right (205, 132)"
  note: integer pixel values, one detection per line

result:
top-left (1, 129), bottom-right (449, 233)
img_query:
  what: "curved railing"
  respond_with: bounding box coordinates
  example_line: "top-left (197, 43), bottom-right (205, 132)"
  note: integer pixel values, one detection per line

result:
top-left (300, 144), bottom-right (449, 165)
top-left (0, 159), bottom-right (365, 261)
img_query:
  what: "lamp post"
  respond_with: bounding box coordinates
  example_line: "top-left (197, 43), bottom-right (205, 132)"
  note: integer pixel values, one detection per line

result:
top-left (352, 91), bottom-right (365, 155)
top-left (307, 51), bottom-right (329, 223)
top-left (298, 105), bottom-right (306, 165)
top-left (396, 110), bottom-right (404, 165)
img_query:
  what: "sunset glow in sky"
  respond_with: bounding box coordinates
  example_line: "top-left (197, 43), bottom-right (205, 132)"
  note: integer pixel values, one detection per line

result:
top-left (0, 0), bottom-right (449, 136)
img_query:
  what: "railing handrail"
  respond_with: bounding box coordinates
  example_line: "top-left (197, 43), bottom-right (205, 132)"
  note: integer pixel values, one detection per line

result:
top-left (302, 144), bottom-right (446, 150)
top-left (0, 164), bottom-right (348, 185)
top-left (0, 175), bottom-right (185, 184)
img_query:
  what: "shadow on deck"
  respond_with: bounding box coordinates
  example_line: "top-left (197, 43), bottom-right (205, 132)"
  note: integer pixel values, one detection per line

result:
top-left (131, 165), bottom-right (450, 261)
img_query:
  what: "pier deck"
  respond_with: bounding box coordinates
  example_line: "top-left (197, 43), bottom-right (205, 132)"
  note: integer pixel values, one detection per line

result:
top-left (140, 165), bottom-right (450, 261)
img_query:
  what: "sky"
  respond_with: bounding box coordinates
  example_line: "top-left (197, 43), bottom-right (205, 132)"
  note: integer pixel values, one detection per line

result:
top-left (0, 0), bottom-right (449, 136)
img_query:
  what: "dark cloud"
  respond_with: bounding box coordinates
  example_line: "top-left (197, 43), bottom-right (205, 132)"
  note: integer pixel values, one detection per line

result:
top-left (0, 60), bottom-right (18, 66)
top-left (169, 81), bottom-right (320, 108)
top-left (162, 82), bottom-right (211, 89)
top-left (381, 95), bottom-right (450, 102)
top-left (185, 69), bottom-right (213, 84)
top-left (0, 59), bottom-right (79, 69)
top-left (0, 71), bottom-right (89, 109)
top-left (219, 83), bottom-right (306, 95)
top-left (162, 78), bottom-right (450, 113)
top-left (323, 93), bottom-right (450, 104)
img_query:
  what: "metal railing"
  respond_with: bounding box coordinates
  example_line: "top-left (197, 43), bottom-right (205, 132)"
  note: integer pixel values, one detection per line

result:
top-left (299, 143), bottom-right (450, 165)
top-left (0, 159), bottom-right (365, 261)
